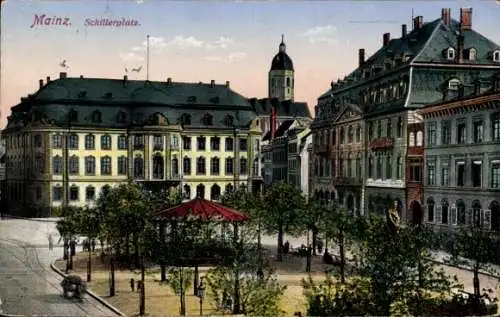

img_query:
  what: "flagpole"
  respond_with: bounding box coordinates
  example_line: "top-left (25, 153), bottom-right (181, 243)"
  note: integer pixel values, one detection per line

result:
top-left (146, 34), bottom-right (150, 81)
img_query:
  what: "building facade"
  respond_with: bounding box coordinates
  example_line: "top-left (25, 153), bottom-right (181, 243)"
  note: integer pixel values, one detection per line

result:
top-left (419, 88), bottom-right (500, 231)
top-left (311, 7), bottom-right (500, 220)
top-left (2, 73), bottom-right (261, 216)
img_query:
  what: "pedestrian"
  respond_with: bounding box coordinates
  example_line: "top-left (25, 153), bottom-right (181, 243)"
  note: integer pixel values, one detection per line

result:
top-left (130, 278), bottom-right (135, 292)
top-left (91, 239), bottom-right (96, 252)
top-left (306, 245), bottom-right (312, 273)
top-left (70, 239), bottom-right (76, 256)
top-left (48, 234), bottom-right (53, 251)
top-left (136, 280), bottom-right (142, 293)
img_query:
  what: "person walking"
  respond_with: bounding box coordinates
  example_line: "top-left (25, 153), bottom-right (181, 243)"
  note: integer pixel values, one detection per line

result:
top-left (48, 234), bottom-right (53, 251)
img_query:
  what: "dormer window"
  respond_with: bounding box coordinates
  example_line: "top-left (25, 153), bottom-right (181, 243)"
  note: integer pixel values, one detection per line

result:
top-left (448, 78), bottom-right (461, 90)
top-left (117, 111), bottom-right (126, 123)
top-left (202, 113), bottom-right (213, 126)
top-left (78, 90), bottom-right (87, 98)
top-left (224, 115), bottom-right (234, 127)
top-left (467, 48), bottom-right (477, 61)
top-left (92, 110), bottom-right (102, 123)
top-left (446, 47), bottom-right (455, 60)
top-left (493, 50), bottom-right (500, 63)
top-left (180, 113), bottom-right (191, 125)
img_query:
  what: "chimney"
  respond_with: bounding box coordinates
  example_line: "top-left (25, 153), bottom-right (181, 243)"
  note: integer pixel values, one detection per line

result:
top-left (331, 81), bottom-right (335, 89)
top-left (358, 48), bottom-right (365, 67)
top-left (210, 80), bottom-right (215, 87)
top-left (441, 8), bottom-right (451, 27)
top-left (457, 33), bottom-right (465, 64)
top-left (46, 76), bottom-right (51, 84)
top-left (123, 75), bottom-right (128, 81)
top-left (167, 77), bottom-right (172, 85)
top-left (413, 16), bottom-right (423, 29)
top-left (383, 32), bottom-right (391, 46)
top-left (225, 81), bottom-right (230, 88)
top-left (60, 72), bottom-right (67, 79)
top-left (460, 8), bottom-right (472, 31)
top-left (401, 24), bottom-right (407, 38)
top-left (270, 106), bottom-right (277, 140)
top-left (79, 75), bottom-right (83, 79)
top-left (39, 79), bottom-right (43, 88)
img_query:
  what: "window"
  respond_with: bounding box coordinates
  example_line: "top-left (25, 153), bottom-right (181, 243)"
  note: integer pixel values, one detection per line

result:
top-left (456, 200), bottom-right (466, 225)
top-left (69, 134), bottom-right (79, 149)
top-left (492, 163), bottom-right (500, 188)
top-left (118, 156), bottom-right (127, 175)
top-left (134, 156), bottom-right (144, 178)
top-left (492, 117), bottom-right (500, 142)
top-left (101, 135), bottom-right (112, 150)
top-left (472, 161), bottom-right (482, 187)
top-left (340, 127), bottom-right (345, 144)
top-left (197, 137), bottom-right (206, 151)
top-left (397, 117), bottom-right (403, 138)
top-left (347, 158), bottom-right (352, 177)
top-left (211, 184), bottom-right (221, 201)
top-left (457, 121), bottom-right (467, 144)
top-left (456, 162), bottom-right (465, 186)
top-left (202, 113), bottom-right (213, 126)
top-left (376, 157), bottom-right (383, 179)
top-left (368, 123), bottom-right (373, 140)
top-left (85, 134), bottom-right (95, 150)
top-left (53, 186), bottom-right (62, 201)
top-left (409, 160), bottom-right (422, 182)
top-left (85, 156), bottom-right (96, 175)
top-left (441, 200), bottom-right (449, 224)
top-left (183, 185), bottom-right (191, 200)
top-left (118, 135), bottom-right (128, 150)
top-left (197, 157), bottom-right (206, 175)
top-left (240, 157), bottom-right (247, 175)
top-left (92, 110), bottom-right (102, 123)
top-left (225, 157), bottom-right (234, 175)
top-left (69, 186), bottom-right (79, 201)
top-left (355, 158), bottom-right (361, 179)
top-left (53, 156), bottom-right (63, 174)
top-left (171, 135), bottom-right (180, 150)
top-left (377, 121), bottom-right (382, 138)
top-left (101, 156), bottom-right (112, 175)
top-left (427, 162), bottom-right (435, 185)
top-left (85, 186), bottom-right (95, 200)
top-left (386, 119), bottom-right (392, 137)
top-left (183, 136), bottom-right (192, 150)
top-left (427, 198), bottom-right (435, 222)
top-left (348, 126), bottom-right (354, 143)
top-left (441, 166), bottom-right (449, 186)
top-left (224, 115), bottom-right (234, 127)
top-left (385, 155), bottom-right (392, 179)
top-left (368, 157), bottom-right (373, 178)
top-left (69, 155), bottom-right (79, 175)
top-left (427, 123), bottom-right (436, 146)
top-left (416, 131), bottom-right (423, 146)
top-left (397, 156), bottom-right (403, 179)
top-left (153, 155), bottom-right (164, 179)
top-left (211, 137), bottom-right (220, 151)
top-left (34, 134), bottom-right (42, 147)
top-left (447, 47), bottom-right (455, 60)
top-left (493, 50), bottom-right (500, 62)
top-left (448, 78), bottom-right (461, 90)
top-left (35, 155), bottom-right (44, 173)
top-left (181, 113), bottom-right (192, 125)
top-left (469, 48), bottom-right (477, 61)
top-left (211, 157), bottom-right (220, 175)
top-left (153, 135), bottom-right (163, 150)
top-left (239, 138), bottom-right (248, 151)
top-left (52, 134), bottom-right (63, 148)
top-left (473, 120), bottom-right (483, 143)
top-left (196, 184), bottom-right (205, 199)
top-left (409, 132), bottom-right (415, 146)
top-left (172, 157), bottom-right (179, 176)
top-left (355, 126), bottom-right (361, 142)
top-left (225, 138), bottom-right (234, 151)
top-left (183, 157), bottom-right (191, 175)
top-left (441, 120), bottom-right (451, 145)
top-left (134, 135), bottom-right (144, 149)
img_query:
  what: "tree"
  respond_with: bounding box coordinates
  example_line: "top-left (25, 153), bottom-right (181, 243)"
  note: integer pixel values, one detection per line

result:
top-left (262, 182), bottom-right (306, 261)
top-left (166, 267), bottom-right (194, 316)
top-left (448, 224), bottom-right (498, 311)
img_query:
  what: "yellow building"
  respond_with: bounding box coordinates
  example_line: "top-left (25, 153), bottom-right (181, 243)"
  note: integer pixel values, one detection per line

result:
top-left (3, 73), bottom-right (262, 216)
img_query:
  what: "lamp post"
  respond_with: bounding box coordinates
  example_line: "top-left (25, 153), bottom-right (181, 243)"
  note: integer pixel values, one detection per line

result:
top-left (197, 276), bottom-right (205, 316)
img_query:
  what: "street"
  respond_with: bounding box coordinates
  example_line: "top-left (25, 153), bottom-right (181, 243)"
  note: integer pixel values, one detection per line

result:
top-left (0, 218), bottom-right (119, 316)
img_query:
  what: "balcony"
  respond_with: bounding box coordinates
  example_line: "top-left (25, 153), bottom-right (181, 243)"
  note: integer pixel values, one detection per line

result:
top-left (170, 143), bottom-right (180, 151)
top-left (334, 177), bottom-right (362, 186)
top-left (368, 137), bottom-right (394, 151)
top-left (314, 144), bottom-right (329, 154)
top-left (169, 174), bottom-right (181, 181)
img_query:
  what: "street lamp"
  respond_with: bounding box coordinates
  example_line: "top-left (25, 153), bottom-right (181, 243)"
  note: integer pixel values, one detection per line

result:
top-left (197, 276), bottom-right (206, 316)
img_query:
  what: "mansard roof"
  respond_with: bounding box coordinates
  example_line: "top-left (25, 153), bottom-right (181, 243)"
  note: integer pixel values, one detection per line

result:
top-left (249, 97), bottom-right (311, 118)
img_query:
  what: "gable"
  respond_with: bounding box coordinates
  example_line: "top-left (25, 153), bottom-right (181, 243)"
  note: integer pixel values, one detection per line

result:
top-left (335, 103), bottom-right (363, 123)
top-left (145, 112), bottom-right (169, 126)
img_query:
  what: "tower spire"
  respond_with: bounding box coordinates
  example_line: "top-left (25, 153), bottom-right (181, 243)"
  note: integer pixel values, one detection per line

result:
top-left (281, 34), bottom-right (284, 44)
top-left (279, 34), bottom-right (286, 53)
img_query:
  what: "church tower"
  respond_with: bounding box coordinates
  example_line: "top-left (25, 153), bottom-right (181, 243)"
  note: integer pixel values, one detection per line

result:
top-left (268, 35), bottom-right (294, 101)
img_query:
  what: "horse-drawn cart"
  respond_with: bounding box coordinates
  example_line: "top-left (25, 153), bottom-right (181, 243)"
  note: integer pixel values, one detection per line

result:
top-left (61, 275), bottom-right (87, 300)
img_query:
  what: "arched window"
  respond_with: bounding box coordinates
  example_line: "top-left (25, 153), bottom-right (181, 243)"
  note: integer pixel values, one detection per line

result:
top-left (469, 48), bottom-right (477, 61)
top-left (69, 155), bottom-right (79, 175)
top-left (225, 183), bottom-right (234, 194)
top-left (314, 159), bottom-right (319, 176)
top-left (211, 184), bottom-right (221, 201)
top-left (409, 132), bottom-right (415, 146)
top-left (183, 157), bottom-right (191, 175)
top-left (386, 119), bottom-right (392, 137)
top-left (85, 186), bottom-right (96, 200)
top-left (368, 156), bottom-right (373, 179)
top-left (183, 184), bottom-right (191, 200)
top-left (153, 154), bottom-right (164, 179)
top-left (416, 131), bottom-right (423, 146)
top-left (397, 117), bottom-right (403, 138)
top-left (101, 156), bottom-right (112, 175)
top-left (286, 78), bottom-right (291, 87)
top-left (197, 157), bottom-right (206, 175)
top-left (490, 200), bottom-right (500, 232)
top-left (448, 78), bottom-right (461, 90)
top-left (53, 155), bottom-right (63, 174)
top-left (172, 157), bottom-right (179, 176)
top-left (446, 47), bottom-right (455, 60)
top-left (472, 200), bottom-right (481, 227)
top-left (211, 157), bottom-right (220, 175)
top-left (457, 199), bottom-right (466, 225)
top-left (85, 156), bottom-right (96, 175)
top-left (386, 155), bottom-right (392, 179)
top-left (92, 110), bottom-right (102, 123)
top-left (85, 134), bottom-right (95, 150)
top-left (240, 157), bottom-right (247, 175)
top-left (397, 156), bottom-right (403, 179)
top-left (426, 198), bottom-right (435, 222)
top-left (376, 156), bottom-right (383, 179)
top-left (101, 134), bottom-right (112, 150)
top-left (441, 199), bottom-right (449, 224)
top-left (134, 156), bottom-right (144, 179)
top-left (196, 184), bottom-right (205, 199)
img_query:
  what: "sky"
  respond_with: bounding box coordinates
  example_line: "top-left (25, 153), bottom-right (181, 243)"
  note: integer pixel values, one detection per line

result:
top-left (1, 0), bottom-right (500, 128)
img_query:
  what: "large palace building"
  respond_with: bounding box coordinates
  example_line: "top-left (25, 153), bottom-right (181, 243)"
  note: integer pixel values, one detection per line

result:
top-left (311, 7), bottom-right (500, 221)
top-left (2, 73), bottom-right (262, 216)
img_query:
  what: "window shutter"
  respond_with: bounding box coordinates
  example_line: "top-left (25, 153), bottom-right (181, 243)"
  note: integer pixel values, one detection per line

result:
top-left (435, 205), bottom-right (442, 224)
top-left (466, 208), bottom-right (474, 226)
top-left (482, 209), bottom-right (492, 230)
top-left (451, 205), bottom-right (457, 225)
